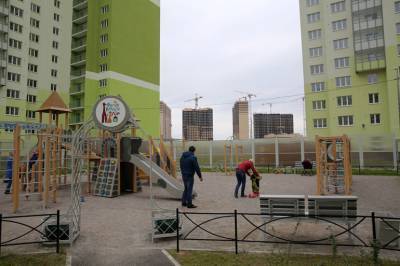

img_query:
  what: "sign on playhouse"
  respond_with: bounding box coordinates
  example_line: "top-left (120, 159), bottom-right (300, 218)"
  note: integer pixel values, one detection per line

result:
top-left (93, 96), bottom-right (130, 132)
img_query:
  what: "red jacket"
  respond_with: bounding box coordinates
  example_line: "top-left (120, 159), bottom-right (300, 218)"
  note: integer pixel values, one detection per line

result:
top-left (237, 160), bottom-right (259, 176)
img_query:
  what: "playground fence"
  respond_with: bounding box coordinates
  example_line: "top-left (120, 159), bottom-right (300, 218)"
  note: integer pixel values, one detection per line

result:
top-left (176, 209), bottom-right (400, 254)
top-left (0, 210), bottom-right (61, 255)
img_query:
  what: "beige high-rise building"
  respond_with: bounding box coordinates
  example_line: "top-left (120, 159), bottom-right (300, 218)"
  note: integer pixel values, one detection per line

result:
top-left (182, 108), bottom-right (213, 140)
top-left (232, 100), bottom-right (249, 140)
top-left (160, 101), bottom-right (171, 140)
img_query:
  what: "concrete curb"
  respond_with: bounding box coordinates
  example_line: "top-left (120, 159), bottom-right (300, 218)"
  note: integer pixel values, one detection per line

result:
top-left (65, 254), bottom-right (72, 266)
top-left (162, 249), bottom-right (181, 266)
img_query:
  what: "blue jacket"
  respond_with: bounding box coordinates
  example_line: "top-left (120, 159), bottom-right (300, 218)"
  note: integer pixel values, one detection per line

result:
top-left (6, 156), bottom-right (13, 179)
top-left (180, 151), bottom-right (202, 178)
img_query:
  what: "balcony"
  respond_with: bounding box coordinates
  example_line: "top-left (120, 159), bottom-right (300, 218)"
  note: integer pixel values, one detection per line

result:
top-left (352, 0), bottom-right (381, 12)
top-left (73, 0), bottom-right (87, 10)
top-left (70, 101), bottom-right (84, 110)
top-left (0, 77), bottom-right (5, 86)
top-left (71, 54), bottom-right (86, 67)
top-left (353, 18), bottom-right (383, 32)
top-left (354, 38), bottom-right (384, 51)
top-left (72, 23), bottom-right (87, 38)
top-left (0, 57), bottom-right (6, 67)
top-left (70, 83), bottom-right (85, 95)
top-left (73, 9), bottom-right (87, 24)
top-left (72, 38), bottom-right (86, 52)
top-left (0, 5), bottom-right (9, 16)
top-left (71, 70), bottom-right (86, 81)
top-left (0, 23), bottom-right (7, 33)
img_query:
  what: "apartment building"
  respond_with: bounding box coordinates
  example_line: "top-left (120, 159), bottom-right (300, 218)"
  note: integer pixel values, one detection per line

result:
top-left (160, 101), bottom-right (172, 140)
top-left (253, 113), bottom-right (294, 138)
top-left (232, 99), bottom-right (249, 140)
top-left (300, 0), bottom-right (400, 137)
top-left (0, 0), bottom-right (71, 133)
top-left (182, 108), bottom-right (213, 141)
top-left (70, 0), bottom-right (160, 137)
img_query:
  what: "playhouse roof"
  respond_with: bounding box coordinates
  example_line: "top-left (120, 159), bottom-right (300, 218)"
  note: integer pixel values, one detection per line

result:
top-left (37, 92), bottom-right (71, 113)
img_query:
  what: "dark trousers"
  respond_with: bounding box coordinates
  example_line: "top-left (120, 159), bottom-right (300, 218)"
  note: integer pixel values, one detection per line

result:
top-left (234, 169), bottom-right (246, 197)
top-left (5, 178), bottom-right (12, 192)
top-left (182, 175), bottom-right (194, 206)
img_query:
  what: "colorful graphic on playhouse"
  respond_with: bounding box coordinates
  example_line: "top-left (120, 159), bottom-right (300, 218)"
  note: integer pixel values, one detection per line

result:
top-left (94, 97), bottom-right (129, 130)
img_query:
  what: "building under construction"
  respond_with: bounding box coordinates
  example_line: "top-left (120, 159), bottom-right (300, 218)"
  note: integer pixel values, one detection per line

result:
top-left (253, 113), bottom-right (294, 138)
top-left (182, 108), bottom-right (213, 141)
top-left (160, 101), bottom-right (172, 140)
top-left (232, 100), bottom-right (249, 140)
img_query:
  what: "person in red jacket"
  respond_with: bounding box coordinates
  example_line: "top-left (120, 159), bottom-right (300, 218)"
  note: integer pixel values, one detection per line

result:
top-left (234, 159), bottom-right (260, 198)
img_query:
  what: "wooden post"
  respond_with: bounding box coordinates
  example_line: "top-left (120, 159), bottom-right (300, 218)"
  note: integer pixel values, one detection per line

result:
top-left (12, 124), bottom-right (21, 213)
top-left (117, 133), bottom-right (121, 196)
top-left (38, 130), bottom-right (43, 194)
top-left (44, 130), bottom-right (51, 208)
top-left (315, 136), bottom-right (322, 195)
top-left (86, 140), bottom-right (90, 194)
top-left (160, 135), bottom-right (165, 171)
top-left (131, 128), bottom-right (136, 137)
top-left (52, 131), bottom-right (57, 203)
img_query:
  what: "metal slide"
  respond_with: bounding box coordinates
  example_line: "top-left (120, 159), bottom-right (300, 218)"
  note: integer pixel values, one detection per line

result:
top-left (130, 154), bottom-right (196, 199)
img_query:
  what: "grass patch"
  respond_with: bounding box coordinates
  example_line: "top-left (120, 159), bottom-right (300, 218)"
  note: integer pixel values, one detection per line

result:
top-left (0, 253), bottom-right (66, 266)
top-left (169, 250), bottom-right (400, 266)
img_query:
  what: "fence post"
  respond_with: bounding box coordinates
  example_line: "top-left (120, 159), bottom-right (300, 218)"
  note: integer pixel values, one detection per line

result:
top-left (234, 210), bottom-right (238, 254)
top-left (176, 208), bottom-right (180, 253)
top-left (371, 211), bottom-right (377, 242)
top-left (56, 210), bottom-right (60, 253)
top-left (0, 213), bottom-right (2, 255)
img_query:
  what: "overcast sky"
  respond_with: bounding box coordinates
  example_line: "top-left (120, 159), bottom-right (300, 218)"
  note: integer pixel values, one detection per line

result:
top-left (160, 0), bottom-right (305, 140)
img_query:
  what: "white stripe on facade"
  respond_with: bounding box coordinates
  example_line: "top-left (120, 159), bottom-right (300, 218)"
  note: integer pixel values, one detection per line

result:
top-left (86, 71), bottom-right (160, 92)
top-left (149, 0), bottom-right (160, 7)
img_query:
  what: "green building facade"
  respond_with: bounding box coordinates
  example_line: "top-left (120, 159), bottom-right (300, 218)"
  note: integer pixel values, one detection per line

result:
top-left (70, 0), bottom-right (160, 136)
top-left (300, 0), bottom-right (400, 138)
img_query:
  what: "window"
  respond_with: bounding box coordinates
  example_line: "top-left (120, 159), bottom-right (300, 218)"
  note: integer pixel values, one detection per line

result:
top-left (370, 114), bottom-right (380, 124)
top-left (30, 18), bottom-right (40, 28)
top-left (307, 0), bottom-right (319, 7)
top-left (101, 5), bottom-right (109, 13)
top-left (336, 76), bottom-right (351, 87)
top-left (100, 19), bottom-right (108, 28)
top-left (26, 110), bottom-right (36, 119)
top-left (27, 94), bottom-right (37, 103)
top-left (28, 64), bottom-right (38, 73)
top-left (368, 74), bottom-right (377, 84)
top-left (309, 47), bottom-right (322, 57)
top-left (10, 5), bottom-right (23, 17)
top-left (29, 33), bottom-right (39, 43)
top-left (9, 22), bottom-right (23, 33)
top-left (333, 38), bottom-right (348, 49)
top-left (310, 64), bottom-right (324, 75)
top-left (31, 3), bottom-right (40, 13)
top-left (369, 93), bottom-right (379, 104)
top-left (100, 49), bottom-right (108, 57)
top-left (331, 1), bottom-right (345, 13)
top-left (52, 41), bottom-right (59, 49)
top-left (397, 23), bottom-right (400, 34)
top-left (337, 95), bottom-right (352, 106)
top-left (308, 29), bottom-right (322, 40)
top-left (338, 115), bottom-right (354, 126)
top-left (99, 79), bottom-right (107, 87)
top-left (6, 89), bottom-right (20, 99)
top-left (27, 79), bottom-right (38, 88)
top-left (5, 106), bottom-right (19, 116)
top-left (54, 13), bottom-right (60, 22)
top-left (313, 118), bottom-right (327, 128)
top-left (397, 44), bottom-right (400, 56)
top-left (332, 19), bottom-right (347, 31)
top-left (52, 55), bottom-right (58, 63)
top-left (100, 64), bottom-right (108, 72)
top-left (51, 69), bottom-right (58, 77)
top-left (7, 72), bottom-right (21, 82)
top-left (307, 12), bottom-right (320, 23)
top-left (9, 39), bottom-right (22, 49)
top-left (396, 1), bottom-right (400, 13)
top-left (312, 100), bottom-right (326, 110)
top-left (53, 27), bottom-right (59, 35)
top-left (51, 83), bottom-right (57, 91)
top-left (311, 82), bottom-right (325, 92)
top-left (100, 34), bottom-right (108, 43)
top-left (29, 48), bottom-right (39, 57)
top-left (334, 57), bottom-right (349, 68)
top-left (54, 0), bottom-right (60, 8)
top-left (8, 55), bottom-right (21, 66)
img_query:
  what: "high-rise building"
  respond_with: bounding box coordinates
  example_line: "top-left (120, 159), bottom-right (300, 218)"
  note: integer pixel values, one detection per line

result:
top-left (160, 101), bottom-right (172, 140)
top-left (0, 0), bottom-right (71, 132)
top-left (182, 108), bottom-right (213, 140)
top-left (300, 0), bottom-right (400, 138)
top-left (253, 113), bottom-right (294, 138)
top-left (70, 0), bottom-right (160, 136)
top-left (232, 99), bottom-right (249, 140)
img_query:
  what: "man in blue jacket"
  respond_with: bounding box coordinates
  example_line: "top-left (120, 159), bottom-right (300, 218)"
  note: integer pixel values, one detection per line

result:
top-left (180, 146), bottom-right (203, 208)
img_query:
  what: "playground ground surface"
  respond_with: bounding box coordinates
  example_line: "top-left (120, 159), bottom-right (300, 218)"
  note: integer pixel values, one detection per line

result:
top-left (1, 173), bottom-right (400, 265)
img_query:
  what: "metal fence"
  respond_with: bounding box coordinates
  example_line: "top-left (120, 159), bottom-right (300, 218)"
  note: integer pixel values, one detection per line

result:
top-left (0, 210), bottom-right (61, 255)
top-left (176, 209), bottom-right (400, 254)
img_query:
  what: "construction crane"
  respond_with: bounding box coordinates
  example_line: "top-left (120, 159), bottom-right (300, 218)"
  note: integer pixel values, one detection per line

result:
top-left (262, 102), bottom-right (273, 113)
top-left (235, 90), bottom-right (256, 139)
top-left (184, 93), bottom-right (203, 109)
